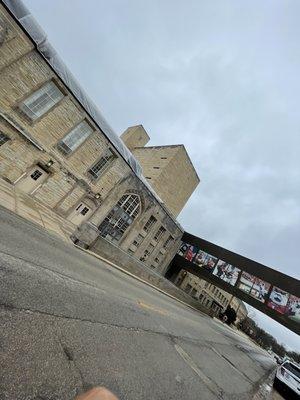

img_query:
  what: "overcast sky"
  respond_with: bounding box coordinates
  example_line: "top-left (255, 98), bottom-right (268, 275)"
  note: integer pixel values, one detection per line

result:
top-left (25, 0), bottom-right (300, 351)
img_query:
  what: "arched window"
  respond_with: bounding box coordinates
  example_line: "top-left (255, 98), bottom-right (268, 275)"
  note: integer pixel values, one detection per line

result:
top-left (98, 193), bottom-right (141, 242)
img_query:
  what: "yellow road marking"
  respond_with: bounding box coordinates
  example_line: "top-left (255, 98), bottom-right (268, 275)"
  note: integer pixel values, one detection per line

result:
top-left (138, 301), bottom-right (168, 315)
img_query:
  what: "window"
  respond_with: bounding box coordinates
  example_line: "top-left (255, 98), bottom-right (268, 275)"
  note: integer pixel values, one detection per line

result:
top-left (132, 234), bottom-right (144, 247)
top-left (154, 226), bottom-right (166, 241)
top-left (98, 193), bottom-right (140, 242)
top-left (153, 166), bottom-right (160, 169)
top-left (0, 132), bottom-right (10, 146)
top-left (143, 216), bottom-right (157, 232)
top-left (163, 235), bottom-right (174, 249)
top-left (81, 207), bottom-right (89, 216)
top-left (30, 170), bottom-right (43, 181)
top-left (57, 120), bottom-right (93, 155)
top-left (147, 244), bottom-right (155, 254)
top-left (161, 157), bottom-right (167, 159)
top-left (19, 81), bottom-right (64, 120)
top-left (199, 293), bottom-right (203, 301)
top-left (284, 363), bottom-right (300, 378)
top-left (88, 148), bottom-right (116, 179)
top-left (145, 177), bottom-right (152, 180)
top-left (185, 284), bottom-right (192, 293)
top-left (140, 249), bottom-right (150, 262)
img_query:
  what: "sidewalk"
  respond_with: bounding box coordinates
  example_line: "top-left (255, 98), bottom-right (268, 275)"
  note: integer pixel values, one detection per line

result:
top-left (0, 178), bottom-right (75, 242)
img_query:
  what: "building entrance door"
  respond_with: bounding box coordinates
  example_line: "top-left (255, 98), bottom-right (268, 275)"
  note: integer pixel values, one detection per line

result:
top-left (15, 165), bottom-right (48, 194)
top-left (68, 202), bottom-right (93, 225)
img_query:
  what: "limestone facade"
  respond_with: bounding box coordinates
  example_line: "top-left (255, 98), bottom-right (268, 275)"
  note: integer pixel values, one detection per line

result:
top-left (175, 270), bottom-right (236, 315)
top-left (0, 3), bottom-right (188, 273)
top-left (120, 125), bottom-right (200, 217)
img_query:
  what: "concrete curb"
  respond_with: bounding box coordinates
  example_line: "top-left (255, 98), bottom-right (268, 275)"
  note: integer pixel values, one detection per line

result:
top-left (76, 245), bottom-right (208, 317)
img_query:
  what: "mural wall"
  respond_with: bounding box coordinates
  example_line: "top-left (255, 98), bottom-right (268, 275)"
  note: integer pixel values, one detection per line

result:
top-left (178, 242), bottom-right (300, 323)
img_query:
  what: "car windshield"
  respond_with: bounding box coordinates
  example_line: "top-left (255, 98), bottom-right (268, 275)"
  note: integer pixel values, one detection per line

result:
top-left (284, 363), bottom-right (300, 378)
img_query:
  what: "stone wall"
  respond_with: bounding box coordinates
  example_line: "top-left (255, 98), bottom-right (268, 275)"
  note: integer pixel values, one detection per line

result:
top-left (131, 145), bottom-right (200, 217)
top-left (0, 3), bottom-right (184, 273)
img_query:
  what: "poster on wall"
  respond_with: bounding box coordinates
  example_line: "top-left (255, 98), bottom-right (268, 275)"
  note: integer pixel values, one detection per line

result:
top-left (267, 286), bottom-right (290, 314)
top-left (285, 295), bottom-right (300, 323)
top-left (177, 242), bottom-right (198, 262)
top-left (212, 260), bottom-right (240, 286)
top-left (194, 250), bottom-right (218, 271)
top-left (237, 272), bottom-right (271, 303)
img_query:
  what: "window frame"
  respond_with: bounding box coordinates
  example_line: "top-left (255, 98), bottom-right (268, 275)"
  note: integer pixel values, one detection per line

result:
top-left (0, 132), bottom-right (10, 147)
top-left (57, 119), bottom-right (94, 156)
top-left (18, 79), bottom-right (65, 122)
top-left (143, 215), bottom-right (157, 233)
top-left (98, 193), bottom-right (141, 243)
top-left (87, 148), bottom-right (116, 180)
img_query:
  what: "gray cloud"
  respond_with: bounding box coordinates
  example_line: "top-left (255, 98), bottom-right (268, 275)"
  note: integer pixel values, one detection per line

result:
top-left (25, 0), bottom-right (300, 351)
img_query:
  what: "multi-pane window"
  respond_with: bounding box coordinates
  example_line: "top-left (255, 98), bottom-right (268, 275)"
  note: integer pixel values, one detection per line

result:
top-left (132, 234), bottom-right (144, 247)
top-left (143, 215), bottom-right (157, 232)
top-left (153, 226), bottom-right (166, 241)
top-left (57, 120), bottom-right (93, 155)
top-left (140, 249), bottom-right (150, 262)
top-left (163, 235), bottom-right (174, 249)
top-left (0, 132), bottom-right (10, 146)
top-left (147, 244), bottom-right (155, 254)
top-left (88, 148), bottom-right (116, 179)
top-left (30, 170), bottom-right (43, 181)
top-left (19, 81), bottom-right (64, 120)
top-left (98, 194), bottom-right (140, 242)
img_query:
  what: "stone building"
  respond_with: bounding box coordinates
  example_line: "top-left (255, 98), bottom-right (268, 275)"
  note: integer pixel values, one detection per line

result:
top-left (121, 125), bottom-right (200, 217)
top-left (0, 1), bottom-right (199, 274)
top-left (175, 270), bottom-right (247, 321)
top-left (230, 296), bottom-right (248, 324)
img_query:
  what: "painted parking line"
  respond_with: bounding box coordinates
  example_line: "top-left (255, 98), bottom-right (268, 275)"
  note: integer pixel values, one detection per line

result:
top-left (138, 301), bottom-right (169, 315)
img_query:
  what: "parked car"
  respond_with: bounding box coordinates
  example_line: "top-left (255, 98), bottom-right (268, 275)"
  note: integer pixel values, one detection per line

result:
top-left (274, 360), bottom-right (300, 398)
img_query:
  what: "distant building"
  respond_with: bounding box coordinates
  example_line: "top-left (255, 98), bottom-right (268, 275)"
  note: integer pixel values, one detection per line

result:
top-left (175, 270), bottom-right (247, 322)
top-left (0, 1), bottom-right (199, 274)
top-left (121, 125), bottom-right (200, 217)
top-left (230, 296), bottom-right (248, 325)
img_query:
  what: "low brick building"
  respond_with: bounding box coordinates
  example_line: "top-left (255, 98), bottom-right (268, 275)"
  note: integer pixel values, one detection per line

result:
top-left (0, 1), bottom-right (199, 274)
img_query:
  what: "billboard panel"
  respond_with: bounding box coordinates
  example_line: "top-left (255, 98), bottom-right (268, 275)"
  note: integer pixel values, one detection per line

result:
top-left (194, 250), bottom-right (218, 271)
top-left (237, 272), bottom-right (270, 303)
top-left (267, 286), bottom-right (289, 314)
top-left (285, 295), bottom-right (300, 323)
top-left (212, 260), bottom-right (240, 286)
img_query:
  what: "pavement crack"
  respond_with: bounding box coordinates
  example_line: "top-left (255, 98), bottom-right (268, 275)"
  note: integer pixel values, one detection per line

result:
top-left (174, 342), bottom-right (224, 399)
